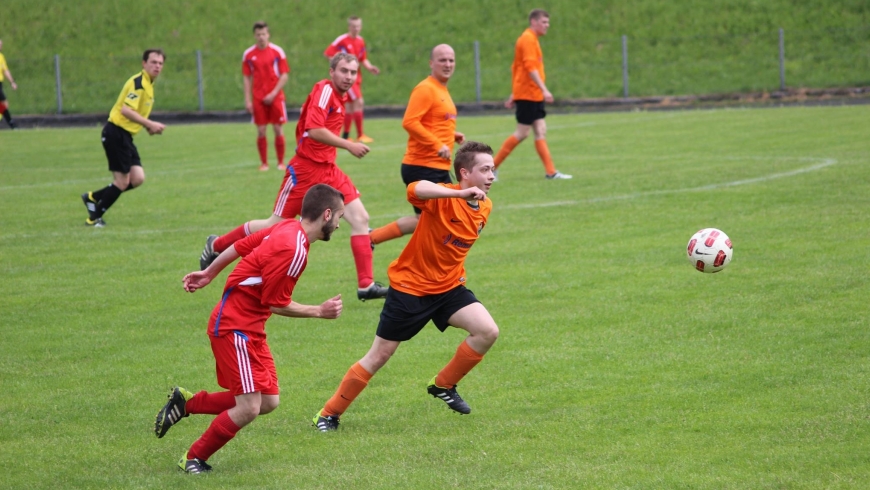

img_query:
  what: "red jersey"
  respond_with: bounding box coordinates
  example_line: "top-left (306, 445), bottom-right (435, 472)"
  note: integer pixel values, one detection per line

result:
top-left (209, 220), bottom-right (310, 338)
top-left (295, 79), bottom-right (348, 164)
top-left (324, 34), bottom-right (367, 82)
top-left (242, 43), bottom-right (290, 100)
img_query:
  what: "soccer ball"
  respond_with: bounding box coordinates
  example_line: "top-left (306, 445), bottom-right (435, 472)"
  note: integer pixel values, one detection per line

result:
top-left (686, 228), bottom-right (733, 273)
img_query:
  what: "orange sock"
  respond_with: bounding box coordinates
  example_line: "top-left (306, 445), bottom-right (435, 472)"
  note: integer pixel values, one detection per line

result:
top-left (534, 139), bottom-right (557, 175)
top-left (323, 362), bottom-right (373, 416)
top-left (435, 340), bottom-right (485, 389)
top-left (370, 222), bottom-right (403, 245)
top-left (493, 135), bottom-right (520, 168)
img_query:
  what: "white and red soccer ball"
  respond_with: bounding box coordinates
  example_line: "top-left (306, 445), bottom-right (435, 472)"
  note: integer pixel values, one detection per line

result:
top-left (686, 228), bottom-right (733, 273)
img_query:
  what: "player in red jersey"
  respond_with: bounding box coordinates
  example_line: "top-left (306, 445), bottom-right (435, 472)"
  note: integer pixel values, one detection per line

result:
top-left (200, 53), bottom-right (389, 301)
top-left (243, 21), bottom-right (290, 171)
top-left (324, 16), bottom-right (380, 143)
top-left (154, 184), bottom-right (345, 474)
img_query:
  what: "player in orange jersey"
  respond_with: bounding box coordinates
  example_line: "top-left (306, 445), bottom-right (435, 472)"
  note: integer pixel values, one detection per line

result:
top-left (369, 44), bottom-right (464, 246)
top-left (492, 9), bottom-right (572, 180)
top-left (312, 141), bottom-right (499, 431)
top-left (324, 16), bottom-right (380, 143)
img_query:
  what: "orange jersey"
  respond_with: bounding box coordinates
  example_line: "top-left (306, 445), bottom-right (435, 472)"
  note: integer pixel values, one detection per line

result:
top-left (388, 182), bottom-right (492, 296)
top-left (511, 28), bottom-right (545, 101)
top-left (402, 76), bottom-right (458, 171)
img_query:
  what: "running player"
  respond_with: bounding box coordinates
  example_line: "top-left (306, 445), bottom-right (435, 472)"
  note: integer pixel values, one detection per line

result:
top-left (369, 44), bottom-right (464, 246)
top-left (243, 21), bottom-right (290, 171)
top-left (324, 16), bottom-right (380, 143)
top-left (80, 49), bottom-right (167, 227)
top-left (0, 39), bottom-right (18, 129)
top-left (200, 53), bottom-right (388, 301)
top-left (155, 184), bottom-right (345, 474)
top-left (492, 9), bottom-right (572, 180)
top-left (312, 141), bottom-right (499, 431)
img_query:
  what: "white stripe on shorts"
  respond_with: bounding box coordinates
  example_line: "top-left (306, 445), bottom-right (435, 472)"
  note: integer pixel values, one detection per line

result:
top-left (234, 332), bottom-right (255, 393)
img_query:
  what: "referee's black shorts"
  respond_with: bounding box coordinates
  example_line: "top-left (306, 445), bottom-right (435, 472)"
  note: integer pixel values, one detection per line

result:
top-left (376, 286), bottom-right (480, 342)
top-left (401, 163), bottom-right (453, 214)
top-left (102, 122), bottom-right (141, 173)
top-left (514, 99), bottom-right (546, 125)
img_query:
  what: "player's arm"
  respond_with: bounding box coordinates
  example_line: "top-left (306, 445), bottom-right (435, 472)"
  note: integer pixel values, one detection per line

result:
top-left (243, 75), bottom-right (254, 113)
top-left (307, 127), bottom-right (370, 158)
top-left (270, 295), bottom-right (342, 319)
top-left (3, 67), bottom-right (16, 90)
top-left (413, 180), bottom-right (486, 201)
top-left (362, 59), bottom-right (380, 75)
top-left (527, 70), bottom-right (553, 103)
top-left (120, 105), bottom-right (164, 135)
top-left (182, 245), bottom-right (241, 292)
top-left (263, 72), bottom-right (288, 105)
top-left (402, 88), bottom-right (448, 158)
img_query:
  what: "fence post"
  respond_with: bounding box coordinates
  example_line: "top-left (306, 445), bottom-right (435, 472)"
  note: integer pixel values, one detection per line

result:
top-left (621, 35), bottom-right (629, 98)
top-left (473, 40), bottom-right (482, 104)
top-left (196, 50), bottom-right (204, 111)
top-left (54, 54), bottom-right (63, 114)
top-left (779, 27), bottom-right (785, 90)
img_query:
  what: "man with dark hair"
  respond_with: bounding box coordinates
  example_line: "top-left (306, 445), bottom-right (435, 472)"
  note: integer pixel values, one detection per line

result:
top-left (155, 183), bottom-right (345, 474)
top-left (200, 53), bottom-right (388, 301)
top-left (243, 21), bottom-right (290, 171)
top-left (0, 39), bottom-right (19, 129)
top-left (80, 49), bottom-right (167, 227)
top-left (313, 141), bottom-right (499, 431)
top-left (492, 9), bottom-right (572, 180)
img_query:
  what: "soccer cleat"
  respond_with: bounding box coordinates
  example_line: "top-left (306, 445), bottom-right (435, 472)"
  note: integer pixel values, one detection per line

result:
top-left (85, 217), bottom-right (106, 227)
top-left (312, 410), bottom-right (340, 432)
top-left (277, 162), bottom-right (287, 171)
top-left (357, 282), bottom-right (388, 301)
top-left (8, 121), bottom-right (17, 130)
top-left (81, 192), bottom-right (99, 222)
top-left (427, 376), bottom-right (471, 414)
top-left (155, 386), bottom-right (193, 438)
top-left (199, 235), bottom-right (219, 271)
top-left (178, 452), bottom-right (212, 474)
top-left (545, 171), bottom-right (573, 180)
top-left (357, 134), bottom-right (374, 144)
top-left (258, 163), bottom-right (269, 171)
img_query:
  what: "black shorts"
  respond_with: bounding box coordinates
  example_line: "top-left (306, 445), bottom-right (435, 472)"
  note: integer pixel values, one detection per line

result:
top-left (0, 82), bottom-right (6, 102)
top-left (514, 100), bottom-right (546, 125)
top-left (401, 163), bottom-right (452, 214)
top-left (376, 286), bottom-right (480, 342)
top-left (102, 122), bottom-right (141, 173)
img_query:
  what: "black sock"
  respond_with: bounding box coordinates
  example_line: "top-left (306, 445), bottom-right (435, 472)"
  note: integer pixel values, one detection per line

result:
top-left (91, 184), bottom-right (114, 202)
top-left (97, 184), bottom-right (123, 217)
top-left (2, 109), bottom-right (12, 125)
top-left (342, 131), bottom-right (349, 139)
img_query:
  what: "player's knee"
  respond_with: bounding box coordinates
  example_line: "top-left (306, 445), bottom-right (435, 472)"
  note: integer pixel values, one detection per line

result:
top-left (481, 323), bottom-right (500, 346)
top-left (259, 396), bottom-right (280, 415)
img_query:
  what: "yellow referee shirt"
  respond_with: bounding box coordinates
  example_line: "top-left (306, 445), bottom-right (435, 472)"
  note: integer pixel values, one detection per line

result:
top-left (0, 53), bottom-right (8, 82)
top-left (108, 70), bottom-right (155, 135)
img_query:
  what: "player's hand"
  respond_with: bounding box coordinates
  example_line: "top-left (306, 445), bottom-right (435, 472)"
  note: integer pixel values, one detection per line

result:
top-left (460, 186), bottom-right (487, 201)
top-left (454, 132), bottom-right (466, 144)
top-left (263, 93), bottom-right (275, 105)
top-left (437, 144), bottom-right (451, 159)
top-left (245, 100), bottom-right (254, 114)
top-left (183, 271), bottom-right (213, 292)
top-left (543, 90), bottom-right (554, 103)
top-left (319, 294), bottom-right (343, 319)
top-left (148, 122), bottom-right (166, 135)
top-left (370, 65), bottom-right (381, 75)
top-left (504, 96), bottom-right (515, 109)
top-left (10, 82), bottom-right (17, 90)
top-left (347, 142), bottom-right (370, 158)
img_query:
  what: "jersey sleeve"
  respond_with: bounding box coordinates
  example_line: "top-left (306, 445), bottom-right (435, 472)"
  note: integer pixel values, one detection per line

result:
top-left (402, 84), bottom-right (443, 153)
top-left (301, 84), bottom-right (330, 130)
top-left (520, 36), bottom-right (539, 73)
top-left (258, 237), bottom-right (307, 308)
top-left (121, 79), bottom-right (144, 111)
top-left (234, 226), bottom-right (273, 257)
top-left (277, 52), bottom-right (290, 75)
top-left (0, 54), bottom-right (7, 72)
top-left (406, 181), bottom-right (441, 213)
top-left (242, 57), bottom-right (252, 76)
top-left (324, 44), bottom-right (340, 58)
top-left (357, 40), bottom-right (368, 62)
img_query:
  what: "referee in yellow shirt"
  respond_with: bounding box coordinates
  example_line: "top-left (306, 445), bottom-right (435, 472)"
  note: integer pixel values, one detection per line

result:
top-left (81, 49), bottom-right (167, 227)
top-left (0, 39), bottom-right (19, 129)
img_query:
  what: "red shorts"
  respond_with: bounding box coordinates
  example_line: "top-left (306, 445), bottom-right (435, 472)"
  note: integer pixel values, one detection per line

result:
top-left (273, 155), bottom-right (361, 219)
top-left (210, 331), bottom-right (279, 396)
top-left (347, 80), bottom-right (362, 102)
top-left (252, 95), bottom-right (288, 126)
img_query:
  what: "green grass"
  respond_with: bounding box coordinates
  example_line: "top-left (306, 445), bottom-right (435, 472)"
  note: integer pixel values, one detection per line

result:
top-left (1, 0), bottom-right (869, 113)
top-left (1, 105), bottom-right (869, 488)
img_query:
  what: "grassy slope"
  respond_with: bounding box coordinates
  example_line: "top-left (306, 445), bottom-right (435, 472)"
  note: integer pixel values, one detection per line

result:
top-left (1, 0), bottom-right (868, 113)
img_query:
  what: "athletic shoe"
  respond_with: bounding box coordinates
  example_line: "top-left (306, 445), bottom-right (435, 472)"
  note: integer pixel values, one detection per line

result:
top-left (357, 282), bottom-right (388, 301)
top-left (545, 171), bottom-right (572, 180)
top-left (277, 163), bottom-right (287, 171)
top-left (258, 163), bottom-right (269, 171)
top-left (8, 121), bottom-right (17, 130)
top-left (81, 192), bottom-right (98, 222)
top-left (357, 134), bottom-right (374, 144)
top-left (155, 386), bottom-right (193, 439)
top-left (85, 217), bottom-right (106, 227)
top-left (427, 376), bottom-right (471, 414)
top-left (178, 452), bottom-right (212, 474)
top-left (312, 410), bottom-right (340, 432)
top-left (199, 235), bottom-right (219, 271)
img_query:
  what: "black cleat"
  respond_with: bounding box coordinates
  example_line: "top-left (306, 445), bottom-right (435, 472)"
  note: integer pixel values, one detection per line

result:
top-left (312, 410), bottom-right (340, 432)
top-left (81, 192), bottom-right (99, 222)
top-left (199, 235), bottom-right (219, 270)
top-left (178, 453), bottom-right (212, 474)
top-left (427, 377), bottom-right (471, 414)
top-left (155, 386), bottom-right (193, 438)
top-left (357, 282), bottom-right (388, 301)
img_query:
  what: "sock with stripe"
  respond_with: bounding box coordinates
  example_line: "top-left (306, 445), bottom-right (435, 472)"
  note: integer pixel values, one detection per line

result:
top-left (370, 221), bottom-right (403, 245)
top-left (257, 136), bottom-right (268, 165)
top-left (353, 111), bottom-right (364, 138)
top-left (322, 362), bottom-right (373, 417)
top-left (187, 411), bottom-right (241, 462)
top-left (185, 391), bottom-right (236, 415)
top-left (534, 139), bottom-right (557, 175)
top-left (275, 135), bottom-right (286, 166)
top-left (435, 339), bottom-right (485, 389)
top-left (213, 222), bottom-right (250, 253)
top-left (96, 183), bottom-right (123, 217)
top-left (350, 234), bottom-right (374, 288)
top-left (494, 135), bottom-right (520, 168)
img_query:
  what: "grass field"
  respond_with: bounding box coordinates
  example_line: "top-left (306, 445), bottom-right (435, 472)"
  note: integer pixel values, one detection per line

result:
top-left (1, 105), bottom-right (869, 488)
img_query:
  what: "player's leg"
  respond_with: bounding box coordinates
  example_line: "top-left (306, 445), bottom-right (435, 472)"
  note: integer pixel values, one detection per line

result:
top-left (531, 117), bottom-right (570, 179)
top-left (352, 97), bottom-right (372, 143)
top-left (493, 123), bottom-right (532, 170)
top-left (343, 197), bottom-right (387, 299)
top-left (0, 83), bottom-right (14, 129)
top-left (273, 121), bottom-right (286, 170)
top-left (256, 124), bottom-right (269, 171)
top-left (342, 99), bottom-right (354, 140)
top-left (271, 98), bottom-right (288, 170)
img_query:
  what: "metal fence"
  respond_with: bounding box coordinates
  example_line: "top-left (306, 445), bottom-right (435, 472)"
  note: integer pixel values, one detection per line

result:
top-left (8, 26), bottom-right (870, 115)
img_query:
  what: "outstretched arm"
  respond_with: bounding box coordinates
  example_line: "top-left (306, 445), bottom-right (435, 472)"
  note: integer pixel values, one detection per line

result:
top-left (182, 245), bottom-right (241, 292)
top-left (413, 180), bottom-right (486, 201)
top-left (270, 294), bottom-right (343, 319)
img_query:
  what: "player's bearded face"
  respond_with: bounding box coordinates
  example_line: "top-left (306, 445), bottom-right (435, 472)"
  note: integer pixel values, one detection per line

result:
top-left (321, 210), bottom-right (342, 241)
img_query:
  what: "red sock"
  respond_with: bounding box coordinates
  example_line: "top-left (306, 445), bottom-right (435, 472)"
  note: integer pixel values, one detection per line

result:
top-left (185, 391), bottom-right (236, 415)
top-left (213, 222), bottom-right (251, 253)
top-left (494, 135), bottom-right (521, 168)
top-left (343, 112), bottom-right (353, 136)
top-left (353, 111), bottom-right (364, 138)
top-left (350, 234), bottom-right (374, 288)
top-left (257, 136), bottom-right (268, 165)
top-left (188, 411), bottom-right (241, 462)
top-left (322, 362), bottom-right (373, 416)
top-left (275, 135), bottom-right (286, 165)
top-left (435, 340), bottom-right (485, 389)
